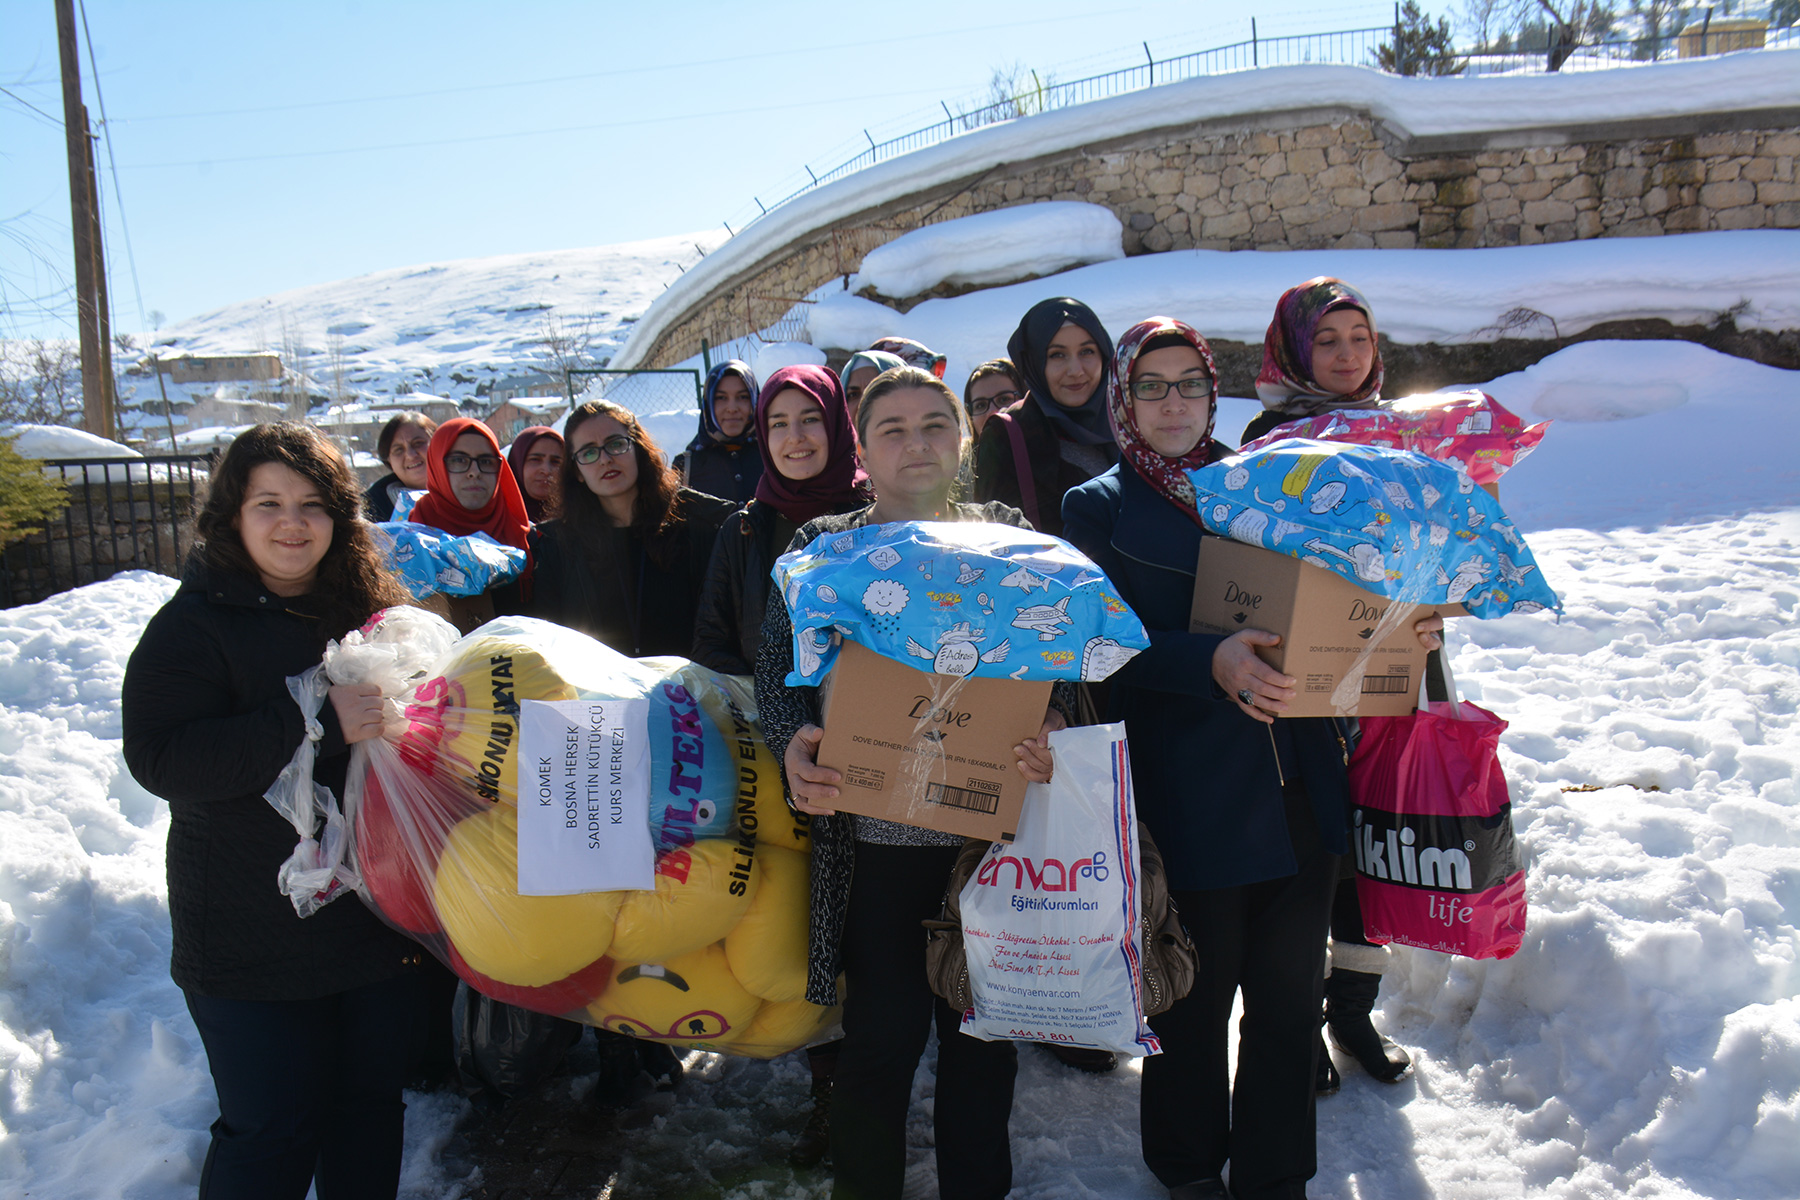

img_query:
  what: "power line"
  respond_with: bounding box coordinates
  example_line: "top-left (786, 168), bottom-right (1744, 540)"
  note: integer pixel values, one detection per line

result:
top-left (106, 9), bottom-right (1138, 125)
top-left (0, 84), bottom-right (63, 127)
top-left (117, 86), bottom-right (957, 169)
top-left (79, 0), bottom-right (146, 330)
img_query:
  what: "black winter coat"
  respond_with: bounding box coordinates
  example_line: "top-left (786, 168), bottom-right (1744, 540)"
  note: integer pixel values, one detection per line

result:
top-left (363, 473), bottom-right (406, 522)
top-left (691, 500), bottom-right (799, 676)
top-left (122, 565), bottom-right (421, 1001)
top-left (673, 442), bottom-right (762, 507)
top-left (972, 398), bottom-right (1113, 538)
top-left (528, 488), bottom-right (737, 658)
top-left (1061, 464), bottom-right (1354, 891)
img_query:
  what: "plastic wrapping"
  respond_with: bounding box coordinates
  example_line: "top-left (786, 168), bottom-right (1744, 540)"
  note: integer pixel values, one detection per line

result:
top-left (1242, 390), bottom-right (1548, 486)
top-left (292, 608), bottom-right (839, 1058)
top-left (954, 723), bottom-right (1161, 1058)
top-left (1186, 438), bottom-right (1561, 619)
top-left (772, 520), bottom-right (1151, 686)
top-left (373, 522), bottom-right (526, 599)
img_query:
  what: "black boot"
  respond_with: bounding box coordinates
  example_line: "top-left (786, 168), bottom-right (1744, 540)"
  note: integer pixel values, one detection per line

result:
top-left (789, 1075), bottom-right (833, 1167)
top-left (790, 1047), bottom-right (836, 1167)
top-left (1325, 969), bottom-right (1410, 1082)
top-left (1315, 1030), bottom-right (1340, 1095)
top-left (1042, 1043), bottom-right (1118, 1073)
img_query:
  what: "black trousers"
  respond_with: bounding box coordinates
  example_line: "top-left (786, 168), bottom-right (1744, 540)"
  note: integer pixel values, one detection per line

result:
top-left (831, 841), bottom-right (1018, 1200)
top-left (1141, 792), bottom-right (1340, 1200)
top-left (184, 972), bottom-right (419, 1200)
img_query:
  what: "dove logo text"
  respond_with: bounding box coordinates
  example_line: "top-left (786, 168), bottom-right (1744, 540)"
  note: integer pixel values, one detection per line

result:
top-left (1346, 598), bottom-right (1387, 624)
top-left (909, 697), bottom-right (974, 728)
top-left (1222, 581), bottom-right (1261, 609)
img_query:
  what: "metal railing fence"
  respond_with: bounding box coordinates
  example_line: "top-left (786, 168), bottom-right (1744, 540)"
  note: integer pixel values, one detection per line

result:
top-left (1, 455), bottom-right (211, 608)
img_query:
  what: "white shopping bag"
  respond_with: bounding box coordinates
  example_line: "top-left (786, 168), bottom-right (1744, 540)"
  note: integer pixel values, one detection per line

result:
top-left (956, 721), bottom-right (1159, 1058)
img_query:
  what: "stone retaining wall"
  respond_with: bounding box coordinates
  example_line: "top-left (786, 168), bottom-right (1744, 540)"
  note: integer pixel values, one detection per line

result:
top-left (641, 110), bottom-right (1800, 368)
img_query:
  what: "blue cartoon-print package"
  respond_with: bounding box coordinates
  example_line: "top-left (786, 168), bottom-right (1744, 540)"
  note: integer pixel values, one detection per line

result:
top-left (772, 521), bottom-right (1151, 686)
top-left (1184, 439), bottom-right (1559, 619)
top-left (376, 523), bottom-right (526, 599)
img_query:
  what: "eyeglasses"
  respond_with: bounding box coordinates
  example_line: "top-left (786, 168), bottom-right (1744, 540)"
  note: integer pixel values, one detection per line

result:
top-left (968, 390), bottom-right (1018, 418)
top-left (389, 438), bottom-right (430, 459)
top-left (444, 451), bottom-right (502, 475)
top-left (573, 435), bottom-right (635, 464)
top-left (1130, 378), bottom-right (1214, 402)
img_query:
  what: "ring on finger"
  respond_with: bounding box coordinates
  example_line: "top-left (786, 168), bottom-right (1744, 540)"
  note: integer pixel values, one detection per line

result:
top-left (1237, 688), bottom-right (1255, 706)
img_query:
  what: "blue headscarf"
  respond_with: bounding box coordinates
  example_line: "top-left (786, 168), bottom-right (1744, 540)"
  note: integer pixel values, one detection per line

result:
top-left (686, 359), bottom-right (760, 454)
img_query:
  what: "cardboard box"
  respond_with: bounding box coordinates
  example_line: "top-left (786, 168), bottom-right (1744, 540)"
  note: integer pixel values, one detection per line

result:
top-left (1188, 537), bottom-right (1454, 718)
top-left (816, 639), bottom-right (1053, 841)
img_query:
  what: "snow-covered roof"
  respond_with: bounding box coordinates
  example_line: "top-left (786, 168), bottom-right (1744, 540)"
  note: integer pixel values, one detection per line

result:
top-left (614, 51), bottom-right (1800, 369)
top-left (1, 424), bottom-right (142, 461)
top-left (852, 201), bottom-right (1124, 298)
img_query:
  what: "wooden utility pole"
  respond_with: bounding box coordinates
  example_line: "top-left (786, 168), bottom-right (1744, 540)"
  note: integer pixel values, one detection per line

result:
top-left (56, 0), bottom-right (115, 436)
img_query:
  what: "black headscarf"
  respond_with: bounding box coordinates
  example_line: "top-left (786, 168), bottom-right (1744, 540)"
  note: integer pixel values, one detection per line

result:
top-left (685, 360), bottom-right (759, 455)
top-left (1005, 297), bottom-right (1116, 447)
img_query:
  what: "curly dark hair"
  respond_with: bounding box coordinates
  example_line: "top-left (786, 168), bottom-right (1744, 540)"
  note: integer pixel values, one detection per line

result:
top-left (196, 422), bottom-right (410, 640)
top-left (556, 400), bottom-right (689, 565)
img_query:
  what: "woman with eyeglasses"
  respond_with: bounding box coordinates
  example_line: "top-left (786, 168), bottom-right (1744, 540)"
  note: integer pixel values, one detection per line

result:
top-left (973, 297), bottom-right (1116, 538)
top-left (529, 399), bottom-right (736, 660)
top-left (960, 359), bottom-right (1023, 440)
top-left (363, 411), bottom-right (437, 521)
top-left (406, 417), bottom-right (535, 613)
top-left (1061, 318), bottom-right (1440, 1200)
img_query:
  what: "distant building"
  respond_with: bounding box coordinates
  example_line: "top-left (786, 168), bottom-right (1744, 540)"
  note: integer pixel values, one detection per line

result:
top-left (488, 372), bottom-right (563, 403)
top-left (486, 397), bottom-right (568, 445)
top-left (155, 353), bottom-right (285, 384)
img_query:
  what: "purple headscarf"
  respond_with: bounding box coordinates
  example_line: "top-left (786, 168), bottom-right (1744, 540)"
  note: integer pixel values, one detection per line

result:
top-left (753, 365), bottom-right (869, 525)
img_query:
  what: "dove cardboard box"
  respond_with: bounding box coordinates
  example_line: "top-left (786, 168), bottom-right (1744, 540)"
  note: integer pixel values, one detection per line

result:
top-left (815, 640), bottom-right (1054, 841)
top-left (1188, 537), bottom-right (1458, 718)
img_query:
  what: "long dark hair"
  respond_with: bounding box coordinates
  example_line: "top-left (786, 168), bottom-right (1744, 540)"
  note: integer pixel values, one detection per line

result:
top-left (557, 400), bottom-right (687, 565)
top-left (196, 422), bottom-right (409, 639)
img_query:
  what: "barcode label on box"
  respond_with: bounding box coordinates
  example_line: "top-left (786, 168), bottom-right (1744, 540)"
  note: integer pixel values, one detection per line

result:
top-left (1362, 673), bottom-right (1412, 695)
top-left (924, 782), bottom-right (1000, 815)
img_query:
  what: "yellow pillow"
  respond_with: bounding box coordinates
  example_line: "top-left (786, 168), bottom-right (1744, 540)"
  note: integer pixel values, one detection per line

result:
top-left (586, 944), bottom-right (759, 1046)
top-left (609, 837), bottom-right (758, 963)
top-left (432, 804), bottom-right (620, 986)
top-left (723, 844), bottom-right (811, 1002)
top-left (730, 997), bottom-right (841, 1060)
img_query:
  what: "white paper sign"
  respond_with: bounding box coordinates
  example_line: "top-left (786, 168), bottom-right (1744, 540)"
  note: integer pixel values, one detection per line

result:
top-left (517, 698), bottom-right (654, 895)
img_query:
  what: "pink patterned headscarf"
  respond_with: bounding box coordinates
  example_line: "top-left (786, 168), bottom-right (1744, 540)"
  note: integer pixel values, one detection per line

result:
top-left (1107, 316), bottom-right (1228, 527)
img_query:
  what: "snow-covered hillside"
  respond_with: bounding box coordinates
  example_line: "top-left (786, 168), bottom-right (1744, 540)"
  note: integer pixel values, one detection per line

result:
top-left (135, 231), bottom-right (722, 404)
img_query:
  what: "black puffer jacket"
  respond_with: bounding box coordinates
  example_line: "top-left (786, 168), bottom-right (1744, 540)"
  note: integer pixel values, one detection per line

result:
top-left (122, 564), bottom-right (421, 1001)
top-left (691, 500), bottom-right (795, 676)
top-left (673, 442), bottom-right (762, 507)
top-left (529, 488), bottom-right (738, 658)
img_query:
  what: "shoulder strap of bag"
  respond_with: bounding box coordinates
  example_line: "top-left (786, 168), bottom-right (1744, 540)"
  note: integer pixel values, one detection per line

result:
top-left (998, 410), bottom-right (1041, 528)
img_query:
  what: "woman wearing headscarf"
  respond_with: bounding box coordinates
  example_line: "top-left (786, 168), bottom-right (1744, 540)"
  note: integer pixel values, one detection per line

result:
top-left (837, 349), bottom-right (907, 427)
top-left (690, 364), bottom-right (867, 1167)
top-left (672, 359), bottom-right (762, 504)
top-left (1062, 317), bottom-right (1440, 1200)
top-left (692, 365), bottom-right (869, 678)
top-left (505, 425), bottom-right (564, 524)
top-left (1247, 277), bottom-right (1408, 1095)
top-left (1242, 277), bottom-right (1384, 444)
top-left (973, 296), bottom-right (1116, 537)
top-left (406, 417), bottom-right (535, 618)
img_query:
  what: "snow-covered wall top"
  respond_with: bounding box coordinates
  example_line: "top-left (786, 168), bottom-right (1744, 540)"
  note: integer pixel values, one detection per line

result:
top-left (614, 53), bottom-right (1800, 369)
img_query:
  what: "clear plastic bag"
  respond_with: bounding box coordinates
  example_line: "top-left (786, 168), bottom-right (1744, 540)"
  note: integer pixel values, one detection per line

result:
top-left (314, 610), bottom-right (838, 1059)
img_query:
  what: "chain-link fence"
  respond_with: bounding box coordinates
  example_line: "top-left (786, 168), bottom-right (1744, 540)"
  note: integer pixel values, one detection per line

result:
top-left (565, 368), bottom-right (704, 416)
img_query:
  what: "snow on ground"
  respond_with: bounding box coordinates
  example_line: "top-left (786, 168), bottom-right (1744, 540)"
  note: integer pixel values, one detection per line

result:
top-left (615, 52), bottom-right (1800, 369)
top-left (801, 230), bottom-right (1800, 395)
top-left (2, 322), bottom-right (1795, 1197)
top-left (850, 202), bottom-right (1124, 299)
top-left (135, 231), bottom-right (721, 403)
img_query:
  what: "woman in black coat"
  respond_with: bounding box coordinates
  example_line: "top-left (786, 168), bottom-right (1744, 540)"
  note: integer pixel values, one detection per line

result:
top-left (671, 359), bottom-right (763, 505)
top-left (529, 400), bottom-right (735, 658)
top-left (362, 411), bottom-right (436, 521)
top-left (1061, 319), bottom-right (1439, 1200)
top-left (692, 364), bottom-right (868, 677)
top-left (124, 422), bottom-right (422, 1200)
top-left (972, 297), bottom-right (1116, 537)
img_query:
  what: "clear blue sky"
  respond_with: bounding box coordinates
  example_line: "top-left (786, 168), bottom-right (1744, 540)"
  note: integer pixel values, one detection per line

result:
top-left (1, 0), bottom-right (1448, 341)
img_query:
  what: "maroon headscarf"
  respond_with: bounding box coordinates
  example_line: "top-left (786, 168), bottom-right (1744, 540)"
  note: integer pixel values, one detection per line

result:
top-left (1254, 277), bottom-right (1383, 417)
top-left (505, 425), bottom-right (563, 523)
top-left (1108, 316), bottom-right (1227, 529)
top-left (752, 365), bottom-right (868, 525)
